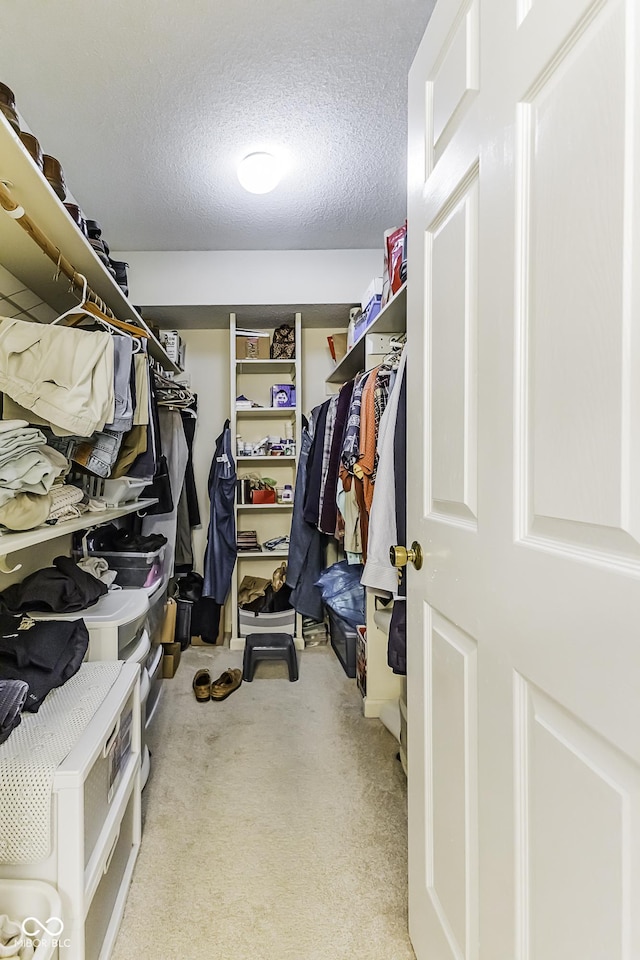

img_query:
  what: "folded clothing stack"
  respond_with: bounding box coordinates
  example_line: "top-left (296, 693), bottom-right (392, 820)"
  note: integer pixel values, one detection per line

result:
top-left (0, 420), bottom-right (71, 531)
top-left (237, 530), bottom-right (260, 552)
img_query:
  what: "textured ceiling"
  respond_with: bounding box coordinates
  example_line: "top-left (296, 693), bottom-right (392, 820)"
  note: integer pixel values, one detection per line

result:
top-left (1, 0), bottom-right (435, 252)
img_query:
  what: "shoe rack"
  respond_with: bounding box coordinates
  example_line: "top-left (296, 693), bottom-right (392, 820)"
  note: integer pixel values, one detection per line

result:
top-left (229, 312), bottom-right (303, 650)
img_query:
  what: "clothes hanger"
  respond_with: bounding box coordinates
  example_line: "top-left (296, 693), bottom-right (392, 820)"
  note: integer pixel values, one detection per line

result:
top-left (51, 274), bottom-right (149, 341)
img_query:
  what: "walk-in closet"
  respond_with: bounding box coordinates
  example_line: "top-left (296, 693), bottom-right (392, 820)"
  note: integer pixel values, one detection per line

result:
top-left (0, 8), bottom-right (418, 957)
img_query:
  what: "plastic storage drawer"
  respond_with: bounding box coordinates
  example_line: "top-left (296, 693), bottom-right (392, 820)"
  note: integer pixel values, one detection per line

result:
top-left (238, 607), bottom-right (295, 638)
top-left (0, 663), bottom-right (141, 960)
top-left (328, 608), bottom-right (357, 678)
top-left (72, 546), bottom-right (165, 589)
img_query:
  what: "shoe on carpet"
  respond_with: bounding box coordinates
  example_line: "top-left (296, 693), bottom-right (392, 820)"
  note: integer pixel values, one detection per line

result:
top-left (210, 668), bottom-right (242, 701)
top-left (192, 669), bottom-right (211, 703)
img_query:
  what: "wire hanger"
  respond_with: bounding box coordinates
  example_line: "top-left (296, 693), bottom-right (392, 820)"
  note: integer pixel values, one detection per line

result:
top-left (51, 274), bottom-right (149, 341)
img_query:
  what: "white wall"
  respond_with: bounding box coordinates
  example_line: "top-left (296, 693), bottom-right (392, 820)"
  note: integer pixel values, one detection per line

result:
top-left (115, 249), bottom-right (382, 307)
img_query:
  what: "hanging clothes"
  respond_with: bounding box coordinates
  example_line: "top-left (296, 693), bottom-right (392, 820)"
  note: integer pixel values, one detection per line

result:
top-left (388, 367), bottom-right (407, 674)
top-left (302, 400), bottom-right (330, 527)
top-left (141, 408), bottom-right (188, 578)
top-left (362, 349), bottom-right (407, 595)
top-left (319, 379), bottom-right (354, 536)
top-left (287, 415), bottom-right (325, 622)
top-left (203, 420), bottom-right (236, 605)
top-left (175, 407), bottom-right (200, 571)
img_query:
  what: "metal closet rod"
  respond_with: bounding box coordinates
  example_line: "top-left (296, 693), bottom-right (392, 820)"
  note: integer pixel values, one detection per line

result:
top-left (0, 178), bottom-right (123, 321)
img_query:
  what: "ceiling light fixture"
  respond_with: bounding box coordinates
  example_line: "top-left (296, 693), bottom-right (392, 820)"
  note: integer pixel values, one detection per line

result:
top-left (237, 152), bottom-right (282, 194)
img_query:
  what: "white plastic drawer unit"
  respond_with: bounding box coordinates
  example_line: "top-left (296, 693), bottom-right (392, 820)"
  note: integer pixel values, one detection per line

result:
top-left (31, 590), bottom-right (150, 662)
top-left (0, 663), bottom-right (142, 960)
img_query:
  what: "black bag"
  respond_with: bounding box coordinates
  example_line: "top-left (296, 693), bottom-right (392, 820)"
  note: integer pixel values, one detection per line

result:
top-left (270, 324), bottom-right (295, 359)
top-left (142, 455), bottom-right (174, 515)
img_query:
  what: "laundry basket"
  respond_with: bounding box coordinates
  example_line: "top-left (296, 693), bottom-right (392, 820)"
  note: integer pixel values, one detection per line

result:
top-left (0, 880), bottom-right (63, 959)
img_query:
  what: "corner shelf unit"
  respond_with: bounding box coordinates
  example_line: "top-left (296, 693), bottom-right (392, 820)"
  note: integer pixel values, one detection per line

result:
top-left (0, 112), bottom-right (179, 373)
top-left (230, 312), bottom-right (303, 650)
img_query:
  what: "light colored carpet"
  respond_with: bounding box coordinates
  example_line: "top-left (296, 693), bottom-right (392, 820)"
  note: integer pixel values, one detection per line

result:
top-left (112, 644), bottom-right (415, 960)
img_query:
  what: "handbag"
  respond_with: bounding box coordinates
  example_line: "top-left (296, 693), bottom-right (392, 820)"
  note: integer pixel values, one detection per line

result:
top-left (270, 324), bottom-right (295, 359)
top-left (142, 454), bottom-right (174, 515)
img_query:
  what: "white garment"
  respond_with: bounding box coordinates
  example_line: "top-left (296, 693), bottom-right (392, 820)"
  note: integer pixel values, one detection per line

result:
top-left (0, 317), bottom-right (114, 437)
top-left (361, 349), bottom-right (406, 596)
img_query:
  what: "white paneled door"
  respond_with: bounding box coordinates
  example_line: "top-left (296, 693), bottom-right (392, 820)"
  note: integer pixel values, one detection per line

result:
top-left (406, 1), bottom-right (640, 958)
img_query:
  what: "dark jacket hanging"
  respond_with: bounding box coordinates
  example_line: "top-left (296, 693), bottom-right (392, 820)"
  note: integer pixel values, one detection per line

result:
top-left (287, 416), bottom-right (325, 622)
top-left (203, 419), bottom-right (236, 605)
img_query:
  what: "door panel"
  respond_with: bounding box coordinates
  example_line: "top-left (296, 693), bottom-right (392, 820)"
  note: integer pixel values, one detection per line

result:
top-left (514, 675), bottom-right (640, 960)
top-left (430, 176), bottom-right (478, 524)
top-left (408, 0), bottom-right (640, 958)
top-left (430, 614), bottom-right (478, 960)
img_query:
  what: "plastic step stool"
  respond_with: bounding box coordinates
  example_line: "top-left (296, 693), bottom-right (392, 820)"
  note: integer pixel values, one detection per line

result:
top-left (243, 633), bottom-right (298, 682)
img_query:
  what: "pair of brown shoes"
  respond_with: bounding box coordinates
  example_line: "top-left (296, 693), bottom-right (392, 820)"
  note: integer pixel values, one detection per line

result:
top-left (192, 668), bottom-right (242, 703)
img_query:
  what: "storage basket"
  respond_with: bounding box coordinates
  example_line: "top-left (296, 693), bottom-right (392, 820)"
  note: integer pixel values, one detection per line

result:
top-left (72, 545), bottom-right (165, 589)
top-left (238, 607), bottom-right (295, 637)
top-left (328, 607), bottom-right (357, 678)
top-left (0, 880), bottom-right (62, 960)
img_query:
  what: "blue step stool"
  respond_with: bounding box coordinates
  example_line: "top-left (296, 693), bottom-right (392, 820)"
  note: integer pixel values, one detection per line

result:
top-left (243, 633), bottom-right (299, 682)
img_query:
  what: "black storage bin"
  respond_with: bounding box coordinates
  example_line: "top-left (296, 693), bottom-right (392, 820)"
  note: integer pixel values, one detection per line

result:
top-left (175, 599), bottom-right (194, 651)
top-left (328, 607), bottom-right (357, 678)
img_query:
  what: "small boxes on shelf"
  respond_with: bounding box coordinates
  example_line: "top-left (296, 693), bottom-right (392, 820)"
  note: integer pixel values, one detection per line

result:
top-left (271, 384), bottom-right (296, 408)
top-left (237, 335), bottom-right (270, 360)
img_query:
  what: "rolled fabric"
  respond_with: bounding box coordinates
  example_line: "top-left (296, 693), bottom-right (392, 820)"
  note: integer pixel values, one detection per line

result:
top-left (0, 678), bottom-right (28, 745)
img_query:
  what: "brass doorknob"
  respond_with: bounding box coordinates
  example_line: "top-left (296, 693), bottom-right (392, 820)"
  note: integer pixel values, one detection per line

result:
top-left (390, 541), bottom-right (424, 571)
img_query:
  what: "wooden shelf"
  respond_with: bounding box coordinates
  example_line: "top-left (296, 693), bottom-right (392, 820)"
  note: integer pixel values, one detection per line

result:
top-left (0, 498), bottom-right (158, 572)
top-left (236, 408), bottom-right (296, 419)
top-left (0, 115), bottom-right (179, 373)
top-left (326, 283), bottom-right (407, 384)
top-left (236, 359), bottom-right (296, 375)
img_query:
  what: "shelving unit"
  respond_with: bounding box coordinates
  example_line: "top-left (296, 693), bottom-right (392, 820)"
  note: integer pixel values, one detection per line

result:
top-left (324, 283), bottom-right (406, 719)
top-left (0, 499), bottom-right (158, 574)
top-left (230, 312), bottom-right (303, 650)
top-left (0, 113), bottom-right (179, 373)
top-left (326, 283), bottom-right (406, 384)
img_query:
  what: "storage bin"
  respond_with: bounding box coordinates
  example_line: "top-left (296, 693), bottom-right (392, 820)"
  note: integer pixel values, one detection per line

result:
top-left (0, 880), bottom-right (62, 960)
top-left (328, 607), bottom-right (357, 678)
top-left (238, 607), bottom-right (295, 637)
top-left (72, 545), bottom-right (165, 588)
top-left (0, 663), bottom-right (141, 960)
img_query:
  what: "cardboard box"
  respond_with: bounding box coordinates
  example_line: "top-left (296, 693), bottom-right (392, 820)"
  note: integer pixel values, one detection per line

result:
top-left (160, 598), bottom-right (177, 645)
top-left (237, 336), bottom-right (270, 360)
top-left (270, 384), bottom-right (296, 408)
top-left (328, 333), bottom-right (348, 362)
top-left (162, 641), bottom-right (182, 678)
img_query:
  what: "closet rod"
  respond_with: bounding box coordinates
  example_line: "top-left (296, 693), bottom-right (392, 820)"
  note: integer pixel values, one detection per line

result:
top-left (0, 179), bottom-right (130, 322)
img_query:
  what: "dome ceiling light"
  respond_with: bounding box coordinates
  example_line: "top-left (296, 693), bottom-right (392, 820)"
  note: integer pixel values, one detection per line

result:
top-left (237, 152), bottom-right (283, 194)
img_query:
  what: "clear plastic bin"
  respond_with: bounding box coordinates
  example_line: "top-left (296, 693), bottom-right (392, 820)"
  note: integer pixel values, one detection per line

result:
top-left (0, 880), bottom-right (63, 959)
top-left (72, 545), bottom-right (165, 588)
